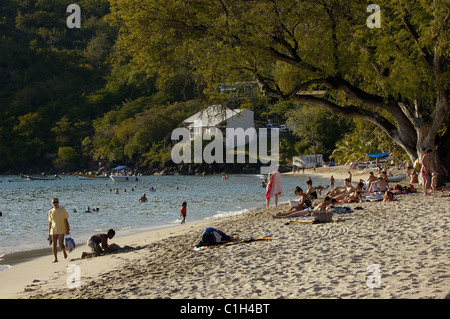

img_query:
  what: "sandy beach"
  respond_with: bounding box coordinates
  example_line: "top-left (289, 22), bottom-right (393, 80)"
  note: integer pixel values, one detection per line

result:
top-left (1, 166), bottom-right (449, 300)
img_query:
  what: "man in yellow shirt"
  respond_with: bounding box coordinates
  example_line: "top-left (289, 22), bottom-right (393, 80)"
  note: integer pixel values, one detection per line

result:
top-left (48, 198), bottom-right (70, 263)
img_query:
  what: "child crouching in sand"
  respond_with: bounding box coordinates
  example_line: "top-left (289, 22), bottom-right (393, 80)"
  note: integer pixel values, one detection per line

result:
top-left (81, 229), bottom-right (116, 258)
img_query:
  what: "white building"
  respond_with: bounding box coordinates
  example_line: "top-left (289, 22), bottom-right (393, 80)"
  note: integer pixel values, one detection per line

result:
top-left (292, 154), bottom-right (323, 168)
top-left (183, 105), bottom-right (255, 146)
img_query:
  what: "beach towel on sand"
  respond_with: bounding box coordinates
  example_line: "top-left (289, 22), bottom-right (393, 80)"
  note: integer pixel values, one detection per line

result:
top-left (189, 237), bottom-right (272, 251)
top-left (364, 194), bottom-right (384, 202)
top-left (286, 217), bottom-right (345, 225)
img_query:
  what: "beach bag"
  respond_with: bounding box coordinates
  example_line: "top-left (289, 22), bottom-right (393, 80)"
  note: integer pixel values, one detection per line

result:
top-left (65, 236), bottom-right (76, 253)
top-left (312, 210), bottom-right (333, 223)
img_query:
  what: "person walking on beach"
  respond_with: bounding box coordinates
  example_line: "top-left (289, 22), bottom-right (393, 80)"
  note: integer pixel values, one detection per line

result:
top-left (266, 168), bottom-right (283, 207)
top-left (180, 201), bottom-right (187, 224)
top-left (48, 198), bottom-right (70, 263)
top-left (329, 175), bottom-right (335, 190)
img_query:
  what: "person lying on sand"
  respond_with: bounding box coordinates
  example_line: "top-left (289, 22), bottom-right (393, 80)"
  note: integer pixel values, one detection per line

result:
top-left (81, 229), bottom-right (115, 258)
top-left (196, 227), bottom-right (237, 247)
top-left (273, 197), bottom-right (336, 219)
top-left (343, 190), bottom-right (363, 203)
top-left (328, 179), bottom-right (356, 200)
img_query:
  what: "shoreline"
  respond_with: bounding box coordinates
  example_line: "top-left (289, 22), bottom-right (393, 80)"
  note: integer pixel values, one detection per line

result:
top-left (0, 218), bottom-right (221, 298)
top-left (0, 200), bottom-right (268, 271)
top-left (1, 167), bottom-right (449, 299)
top-left (0, 172), bottom-right (328, 266)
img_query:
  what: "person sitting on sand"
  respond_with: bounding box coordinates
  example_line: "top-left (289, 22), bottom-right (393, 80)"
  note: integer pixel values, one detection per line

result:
top-left (81, 229), bottom-right (116, 258)
top-left (355, 181), bottom-right (366, 192)
top-left (367, 172), bottom-right (377, 188)
top-left (383, 190), bottom-right (396, 202)
top-left (291, 186), bottom-right (312, 209)
top-left (410, 170), bottom-right (418, 184)
top-left (277, 186), bottom-right (312, 216)
top-left (368, 177), bottom-right (389, 193)
top-left (305, 179), bottom-right (328, 200)
top-left (329, 179), bottom-right (356, 200)
top-left (327, 178), bottom-right (353, 198)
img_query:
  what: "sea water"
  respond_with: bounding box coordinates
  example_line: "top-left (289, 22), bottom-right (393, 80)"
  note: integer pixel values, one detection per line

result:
top-left (0, 173), bottom-right (332, 265)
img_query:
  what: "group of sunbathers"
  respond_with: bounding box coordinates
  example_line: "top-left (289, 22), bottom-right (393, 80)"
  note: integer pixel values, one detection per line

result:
top-left (273, 171), bottom-right (405, 220)
top-left (273, 181), bottom-right (337, 220)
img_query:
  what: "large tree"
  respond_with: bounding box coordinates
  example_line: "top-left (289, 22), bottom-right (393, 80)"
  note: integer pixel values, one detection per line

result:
top-left (109, 0), bottom-right (449, 178)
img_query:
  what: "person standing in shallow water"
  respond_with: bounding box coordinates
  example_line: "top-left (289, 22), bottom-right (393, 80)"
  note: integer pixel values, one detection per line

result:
top-left (48, 198), bottom-right (70, 263)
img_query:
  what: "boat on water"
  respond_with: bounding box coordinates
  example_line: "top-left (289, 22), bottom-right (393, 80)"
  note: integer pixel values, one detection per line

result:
top-left (7, 177), bottom-right (31, 182)
top-left (76, 173), bottom-right (110, 180)
top-left (110, 165), bottom-right (139, 182)
top-left (387, 174), bottom-right (406, 182)
top-left (21, 175), bottom-right (61, 181)
top-left (110, 175), bottom-right (139, 182)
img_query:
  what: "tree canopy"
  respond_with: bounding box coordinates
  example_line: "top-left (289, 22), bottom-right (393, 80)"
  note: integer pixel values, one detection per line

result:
top-left (109, 0), bottom-right (449, 174)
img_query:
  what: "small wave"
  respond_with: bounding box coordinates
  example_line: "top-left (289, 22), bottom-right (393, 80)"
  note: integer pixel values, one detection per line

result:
top-left (207, 208), bottom-right (250, 219)
top-left (0, 264), bottom-right (11, 272)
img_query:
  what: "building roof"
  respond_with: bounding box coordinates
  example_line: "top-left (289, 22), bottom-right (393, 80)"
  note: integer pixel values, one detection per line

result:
top-left (183, 105), bottom-right (243, 128)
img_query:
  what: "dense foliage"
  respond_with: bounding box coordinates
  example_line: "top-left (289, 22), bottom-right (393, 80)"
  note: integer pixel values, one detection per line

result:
top-left (1, 0), bottom-right (448, 175)
top-left (0, 0), bottom-right (206, 172)
top-left (108, 0), bottom-right (449, 176)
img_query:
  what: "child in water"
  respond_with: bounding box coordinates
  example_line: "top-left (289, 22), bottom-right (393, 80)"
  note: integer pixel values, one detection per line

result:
top-left (180, 201), bottom-right (187, 224)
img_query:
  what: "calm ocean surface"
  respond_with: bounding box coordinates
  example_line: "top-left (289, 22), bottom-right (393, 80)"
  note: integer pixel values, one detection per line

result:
top-left (0, 173), bottom-right (331, 264)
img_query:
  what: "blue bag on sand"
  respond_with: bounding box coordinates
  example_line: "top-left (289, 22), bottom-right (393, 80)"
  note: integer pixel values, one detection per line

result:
top-left (65, 236), bottom-right (76, 253)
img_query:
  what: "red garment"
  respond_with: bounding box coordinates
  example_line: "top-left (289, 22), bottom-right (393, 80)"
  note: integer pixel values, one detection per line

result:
top-left (180, 207), bottom-right (187, 218)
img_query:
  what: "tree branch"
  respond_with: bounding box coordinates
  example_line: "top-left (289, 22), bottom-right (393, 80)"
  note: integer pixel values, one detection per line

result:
top-left (401, 8), bottom-right (434, 67)
top-left (290, 94), bottom-right (398, 136)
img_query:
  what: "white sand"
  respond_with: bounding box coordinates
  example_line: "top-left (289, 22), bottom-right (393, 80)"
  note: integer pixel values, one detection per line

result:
top-left (1, 167), bottom-right (449, 299)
